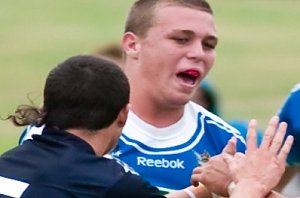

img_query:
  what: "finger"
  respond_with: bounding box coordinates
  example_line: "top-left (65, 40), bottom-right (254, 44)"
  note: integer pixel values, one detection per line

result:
top-left (190, 168), bottom-right (204, 186)
top-left (260, 116), bottom-right (279, 150)
top-left (222, 137), bottom-right (237, 155)
top-left (246, 119), bottom-right (257, 152)
top-left (269, 122), bottom-right (287, 154)
top-left (190, 175), bottom-right (200, 186)
top-left (192, 166), bottom-right (203, 174)
top-left (190, 174), bottom-right (201, 186)
top-left (278, 135), bottom-right (294, 162)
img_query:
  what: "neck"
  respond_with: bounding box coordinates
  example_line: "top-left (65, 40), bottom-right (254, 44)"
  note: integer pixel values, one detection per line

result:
top-left (130, 96), bottom-right (185, 128)
top-left (66, 128), bottom-right (109, 156)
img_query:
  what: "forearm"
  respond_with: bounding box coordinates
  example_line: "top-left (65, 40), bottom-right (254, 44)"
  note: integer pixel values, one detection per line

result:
top-left (229, 183), bottom-right (286, 198)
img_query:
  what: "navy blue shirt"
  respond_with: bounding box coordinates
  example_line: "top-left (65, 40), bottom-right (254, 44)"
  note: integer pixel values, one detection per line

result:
top-left (0, 127), bottom-right (164, 198)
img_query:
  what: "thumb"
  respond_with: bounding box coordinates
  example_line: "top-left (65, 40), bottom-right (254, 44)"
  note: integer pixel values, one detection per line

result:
top-left (222, 137), bottom-right (237, 155)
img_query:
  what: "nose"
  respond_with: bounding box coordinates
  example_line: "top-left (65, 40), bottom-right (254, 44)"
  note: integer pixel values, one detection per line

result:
top-left (186, 41), bottom-right (205, 62)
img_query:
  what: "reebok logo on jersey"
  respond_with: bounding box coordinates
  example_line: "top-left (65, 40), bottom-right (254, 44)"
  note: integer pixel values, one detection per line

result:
top-left (137, 157), bottom-right (185, 169)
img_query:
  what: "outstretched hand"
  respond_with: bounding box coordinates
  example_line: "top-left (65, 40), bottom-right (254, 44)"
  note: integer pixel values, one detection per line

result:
top-left (226, 116), bottom-right (294, 197)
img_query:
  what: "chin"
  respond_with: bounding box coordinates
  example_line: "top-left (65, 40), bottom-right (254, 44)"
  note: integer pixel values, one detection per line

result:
top-left (171, 97), bottom-right (190, 107)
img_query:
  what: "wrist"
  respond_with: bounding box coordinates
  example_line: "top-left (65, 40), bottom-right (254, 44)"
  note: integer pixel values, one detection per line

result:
top-left (183, 189), bottom-right (197, 198)
top-left (232, 180), bottom-right (268, 198)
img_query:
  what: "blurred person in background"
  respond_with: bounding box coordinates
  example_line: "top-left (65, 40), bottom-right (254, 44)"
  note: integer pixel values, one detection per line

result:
top-left (93, 43), bottom-right (124, 67)
top-left (275, 83), bottom-right (300, 197)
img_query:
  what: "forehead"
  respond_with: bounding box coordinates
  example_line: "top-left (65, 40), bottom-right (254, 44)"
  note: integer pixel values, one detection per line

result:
top-left (151, 4), bottom-right (217, 37)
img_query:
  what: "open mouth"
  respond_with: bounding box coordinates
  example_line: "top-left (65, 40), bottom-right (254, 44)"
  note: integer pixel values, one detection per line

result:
top-left (176, 70), bottom-right (200, 86)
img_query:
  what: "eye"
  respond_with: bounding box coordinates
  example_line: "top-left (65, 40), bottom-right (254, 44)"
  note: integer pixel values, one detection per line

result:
top-left (203, 38), bottom-right (218, 50)
top-left (172, 37), bottom-right (189, 44)
top-left (203, 42), bottom-right (216, 50)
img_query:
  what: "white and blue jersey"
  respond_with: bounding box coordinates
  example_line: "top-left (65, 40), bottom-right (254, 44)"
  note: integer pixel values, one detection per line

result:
top-left (20, 101), bottom-right (246, 193)
top-left (112, 101), bottom-right (246, 193)
top-left (278, 83), bottom-right (300, 166)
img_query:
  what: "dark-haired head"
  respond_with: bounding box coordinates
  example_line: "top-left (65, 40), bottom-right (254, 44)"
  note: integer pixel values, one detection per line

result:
top-left (43, 55), bottom-right (130, 131)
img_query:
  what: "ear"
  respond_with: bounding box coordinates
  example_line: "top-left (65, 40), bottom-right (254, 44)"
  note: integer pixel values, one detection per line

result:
top-left (116, 104), bottom-right (130, 127)
top-left (122, 32), bottom-right (140, 59)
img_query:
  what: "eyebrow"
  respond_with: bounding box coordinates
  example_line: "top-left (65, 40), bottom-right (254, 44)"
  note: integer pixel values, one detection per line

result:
top-left (170, 29), bottom-right (218, 42)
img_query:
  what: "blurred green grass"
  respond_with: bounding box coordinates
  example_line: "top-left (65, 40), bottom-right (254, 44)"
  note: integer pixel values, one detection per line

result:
top-left (1, 0), bottom-right (299, 154)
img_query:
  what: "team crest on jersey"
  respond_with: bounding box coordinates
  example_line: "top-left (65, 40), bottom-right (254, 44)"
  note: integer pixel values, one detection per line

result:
top-left (193, 150), bottom-right (210, 166)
